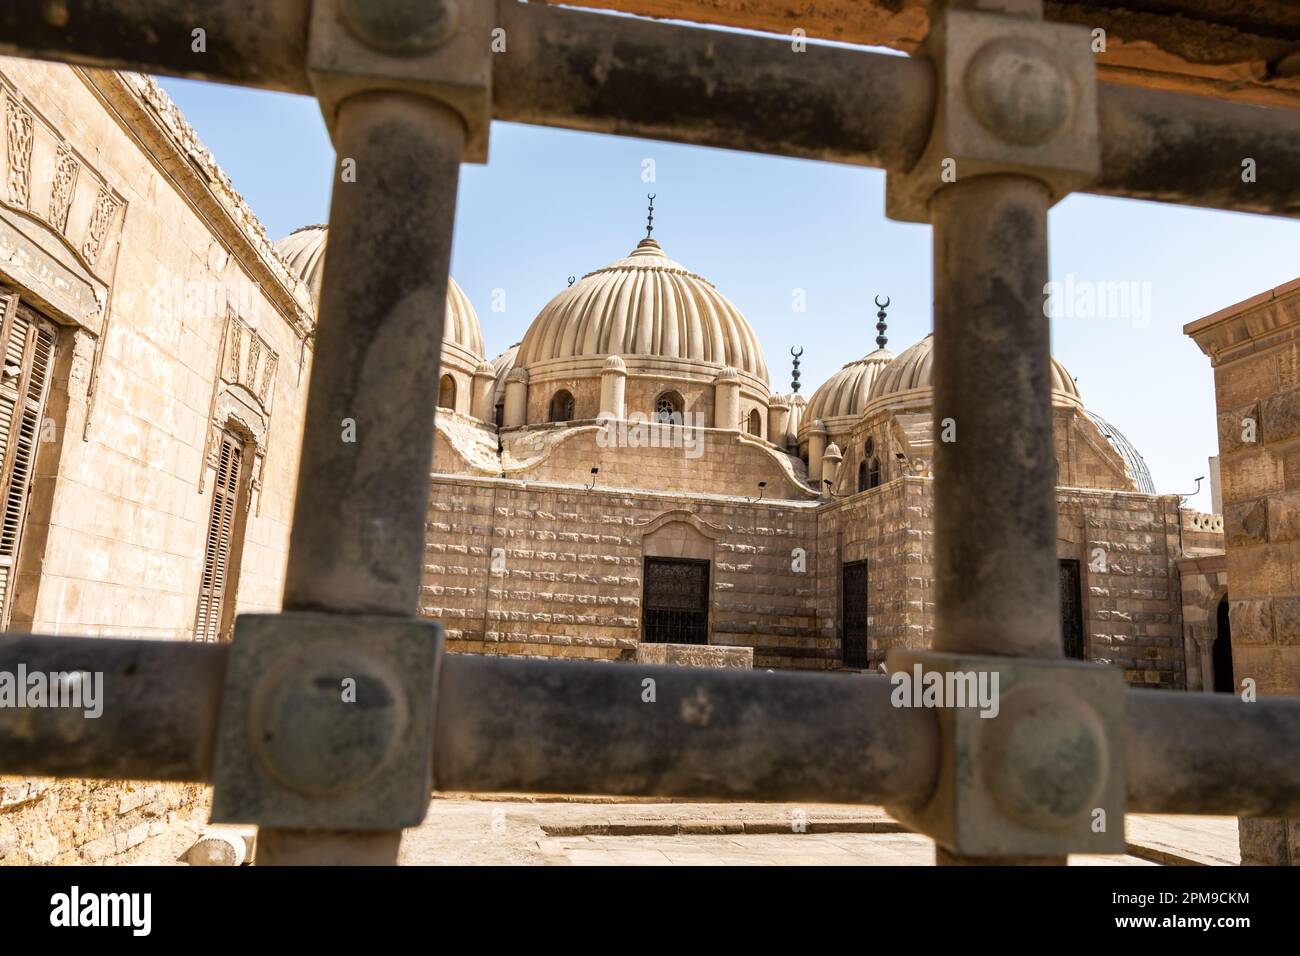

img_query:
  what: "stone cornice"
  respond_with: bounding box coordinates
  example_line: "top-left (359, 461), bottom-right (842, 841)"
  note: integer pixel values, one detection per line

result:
top-left (1184, 276), bottom-right (1300, 367)
top-left (76, 68), bottom-right (315, 344)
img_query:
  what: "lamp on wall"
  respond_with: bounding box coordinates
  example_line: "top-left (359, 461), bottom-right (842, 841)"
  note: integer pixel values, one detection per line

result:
top-left (823, 478), bottom-right (848, 499)
top-left (749, 480), bottom-right (767, 503)
top-left (585, 466), bottom-right (599, 491)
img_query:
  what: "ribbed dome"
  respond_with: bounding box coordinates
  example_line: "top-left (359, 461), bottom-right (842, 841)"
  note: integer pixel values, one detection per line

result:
top-left (867, 334), bottom-right (1083, 409)
top-left (274, 224), bottom-right (485, 363)
top-left (1083, 410), bottom-right (1155, 494)
top-left (491, 341), bottom-right (520, 408)
top-left (517, 238), bottom-right (768, 384)
top-left (805, 348), bottom-right (895, 424)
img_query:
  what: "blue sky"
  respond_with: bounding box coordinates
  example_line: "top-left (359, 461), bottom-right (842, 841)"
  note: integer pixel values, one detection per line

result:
top-left (160, 60), bottom-right (1300, 513)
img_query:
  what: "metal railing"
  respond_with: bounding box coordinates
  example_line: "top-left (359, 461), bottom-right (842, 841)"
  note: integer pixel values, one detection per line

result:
top-left (0, 0), bottom-right (1297, 865)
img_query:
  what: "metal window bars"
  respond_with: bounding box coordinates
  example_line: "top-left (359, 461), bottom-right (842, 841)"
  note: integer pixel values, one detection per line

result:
top-left (0, 0), bottom-right (1298, 865)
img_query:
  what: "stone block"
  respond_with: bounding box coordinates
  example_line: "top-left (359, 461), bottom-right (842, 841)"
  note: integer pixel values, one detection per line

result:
top-left (1262, 388), bottom-right (1300, 444)
top-left (635, 643), bottom-right (753, 669)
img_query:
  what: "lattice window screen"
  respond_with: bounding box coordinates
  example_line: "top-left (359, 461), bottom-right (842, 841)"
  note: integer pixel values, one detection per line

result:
top-left (0, 296), bottom-right (57, 627)
top-left (194, 432), bottom-right (243, 642)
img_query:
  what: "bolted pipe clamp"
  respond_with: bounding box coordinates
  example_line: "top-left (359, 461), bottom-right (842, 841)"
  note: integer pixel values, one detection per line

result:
top-left (306, 0), bottom-right (492, 161)
top-left (885, 8), bottom-right (1100, 223)
top-left (883, 648), bottom-right (1126, 857)
top-left (210, 612), bottom-right (443, 830)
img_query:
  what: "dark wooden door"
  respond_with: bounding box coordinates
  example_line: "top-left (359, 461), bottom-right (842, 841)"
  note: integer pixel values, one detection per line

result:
top-left (1060, 558), bottom-right (1085, 660)
top-left (842, 559), bottom-right (869, 668)
top-left (1213, 597), bottom-right (1234, 693)
top-left (642, 557), bottom-right (710, 644)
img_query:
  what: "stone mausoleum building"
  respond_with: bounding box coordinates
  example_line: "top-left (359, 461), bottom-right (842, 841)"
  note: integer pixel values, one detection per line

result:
top-left (0, 55), bottom-right (1232, 864)
top-left (276, 221), bottom-right (1227, 686)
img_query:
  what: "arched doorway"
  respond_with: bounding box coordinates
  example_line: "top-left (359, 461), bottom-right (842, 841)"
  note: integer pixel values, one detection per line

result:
top-left (1212, 596), bottom-right (1234, 693)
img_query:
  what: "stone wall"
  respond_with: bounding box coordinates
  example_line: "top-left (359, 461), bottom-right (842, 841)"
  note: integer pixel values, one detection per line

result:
top-left (422, 472), bottom-right (1193, 685)
top-left (0, 61), bottom-right (311, 866)
top-left (504, 423), bottom-right (813, 500)
top-left (0, 777), bottom-right (207, 865)
top-left (0, 62), bottom-right (312, 636)
top-left (816, 477), bottom-right (931, 668)
top-left (1187, 280), bottom-right (1300, 864)
top-left (421, 475), bottom-right (824, 668)
top-left (1057, 488), bottom-right (1186, 687)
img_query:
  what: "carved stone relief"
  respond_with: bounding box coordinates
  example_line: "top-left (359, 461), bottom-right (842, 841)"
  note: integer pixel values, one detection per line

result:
top-left (81, 188), bottom-right (120, 265)
top-left (48, 144), bottom-right (78, 233)
top-left (5, 95), bottom-right (33, 208)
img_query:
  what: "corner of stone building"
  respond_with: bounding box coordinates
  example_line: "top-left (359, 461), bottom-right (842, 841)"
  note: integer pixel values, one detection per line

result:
top-left (0, 777), bottom-right (209, 866)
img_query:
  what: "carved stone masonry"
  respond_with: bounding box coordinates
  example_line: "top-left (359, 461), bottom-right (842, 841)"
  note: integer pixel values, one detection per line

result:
top-left (81, 188), bottom-right (120, 265)
top-left (245, 335), bottom-right (262, 389)
top-left (258, 353), bottom-right (277, 407)
top-left (228, 321), bottom-right (242, 382)
top-left (48, 144), bottom-right (79, 234)
top-left (5, 95), bottom-right (34, 208)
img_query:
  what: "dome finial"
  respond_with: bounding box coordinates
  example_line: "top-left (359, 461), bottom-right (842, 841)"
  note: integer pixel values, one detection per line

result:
top-left (790, 346), bottom-right (804, 393)
top-left (874, 295), bottom-right (890, 349)
top-left (645, 193), bottom-right (656, 240)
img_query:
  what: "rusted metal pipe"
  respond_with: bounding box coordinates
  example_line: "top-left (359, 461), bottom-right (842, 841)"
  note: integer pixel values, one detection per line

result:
top-left (492, 0), bottom-right (936, 172)
top-left (1125, 689), bottom-right (1300, 817)
top-left (930, 175), bottom-right (1061, 660)
top-left (1096, 83), bottom-right (1300, 219)
top-left (281, 92), bottom-right (465, 617)
top-left (0, 0), bottom-right (313, 93)
top-left (4, 635), bottom-right (1300, 818)
top-left (0, 634), bottom-right (226, 782)
top-left (261, 90), bottom-right (467, 865)
top-left (435, 655), bottom-right (941, 805)
top-left (4, 2), bottom-right (1300, 220)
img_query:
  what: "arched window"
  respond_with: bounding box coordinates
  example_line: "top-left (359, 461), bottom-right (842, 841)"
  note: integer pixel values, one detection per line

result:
top-left (857, 460), bottom-right (868, 493)
top-left (653, 391), bottom-right (683, 425)
top-left (747, 408), bottom-right (762, 436)
top-left (437, 374), bottom-right (456, 411)
top-left (868, 457), bottom-right (881, 489)
top-left (549, 389), bottom-right (575, 422)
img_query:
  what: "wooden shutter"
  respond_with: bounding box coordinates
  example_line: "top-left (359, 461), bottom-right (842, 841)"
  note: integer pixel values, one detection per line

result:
top-left (194, 432), bottom-right (243, 642)
top-left (0, 296), bottom-right (57, 626)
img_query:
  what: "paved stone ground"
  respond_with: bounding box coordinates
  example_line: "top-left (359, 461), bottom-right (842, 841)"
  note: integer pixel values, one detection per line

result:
top-left (390, 796), bottom-right (1241, 867)
top-left (135, 795), bottom-right (1239, 865)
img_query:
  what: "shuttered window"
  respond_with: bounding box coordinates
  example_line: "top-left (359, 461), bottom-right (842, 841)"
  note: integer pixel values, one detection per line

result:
top-left (0, 294), bottom-right (57, 626)
top-left (194, 431), bottom-right (244, 642)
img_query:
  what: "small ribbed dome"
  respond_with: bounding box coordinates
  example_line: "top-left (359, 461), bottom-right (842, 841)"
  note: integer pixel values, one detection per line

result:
top-left (517, 238), bottom-right (768, 385)
top-left (1084, 410), bottom-right (1155, 494)
top-left (491, 342), bottom-right (520, 409)
top-left (867, 334), bottom-right (1082, 409)
top-left (274, 224), bottom-right (485, 364)
top-left (805, 348), bottom-right (895, 424)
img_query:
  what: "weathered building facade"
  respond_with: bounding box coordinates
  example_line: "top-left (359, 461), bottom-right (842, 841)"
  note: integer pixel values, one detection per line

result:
top-left (0, 58), bottom-right (318, 863)
top-left (1187, 279), bottom-right (1300, 864)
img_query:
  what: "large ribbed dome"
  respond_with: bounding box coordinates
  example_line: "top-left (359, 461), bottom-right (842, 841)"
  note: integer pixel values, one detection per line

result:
top-left (805, 348), bottom-right (895, 425)
top-left (517, 238), bottom-right (768, 385)
top-left (274, 224), bottom-right (485, 364)
top-left (866, 334), bottom-right (1083, 410)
